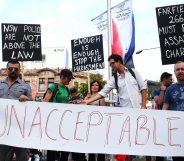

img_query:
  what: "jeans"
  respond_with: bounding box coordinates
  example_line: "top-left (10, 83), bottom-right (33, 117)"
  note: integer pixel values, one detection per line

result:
top-left (88, 153), bottom-right (105, 161)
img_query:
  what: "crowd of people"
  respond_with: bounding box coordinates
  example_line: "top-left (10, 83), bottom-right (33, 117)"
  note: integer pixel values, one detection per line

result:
top-left (0, 54), bottom-right (183, 161)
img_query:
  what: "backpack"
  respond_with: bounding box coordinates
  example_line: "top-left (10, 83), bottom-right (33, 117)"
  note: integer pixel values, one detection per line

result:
top-left (43, 83), bottom-right (70, 102)
top-left (43, 83), bottom-right (59, 102)
top-left (113, 68), bottom-right (139, 93)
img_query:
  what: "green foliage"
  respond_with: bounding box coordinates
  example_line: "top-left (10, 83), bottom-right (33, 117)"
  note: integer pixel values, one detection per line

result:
top-left (147, 82), bottom-right (160, 100)
top-left (79, 83), bottom-right (88, 97)
top-left (79, 72), bottom-right (106, 97)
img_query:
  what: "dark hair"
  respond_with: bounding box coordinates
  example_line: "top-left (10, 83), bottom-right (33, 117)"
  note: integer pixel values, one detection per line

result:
top-left (58, 69), bottom-right (74, 79)
top-left (160, 72), bottom-right (172, 82)
top-left (7, 60), bottom-right (20, 68)
top-left (108, 54), bottom-right (123, 65)
top-left (70, 86), bottom-right (78, 93)
top-left (90, 80), bottom-right (102, 93)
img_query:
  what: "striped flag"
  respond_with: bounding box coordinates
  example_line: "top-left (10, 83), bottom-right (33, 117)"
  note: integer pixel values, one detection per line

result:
top-left (91, 0), bottom-right (135, 68)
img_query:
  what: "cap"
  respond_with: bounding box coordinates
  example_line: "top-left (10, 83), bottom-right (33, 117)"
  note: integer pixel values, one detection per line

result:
top-left (58, 69), bottom-right (75, 79)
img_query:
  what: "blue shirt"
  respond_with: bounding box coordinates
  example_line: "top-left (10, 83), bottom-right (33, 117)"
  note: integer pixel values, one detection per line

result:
top-left (152, 88), bottom-right (163, 110)
top-left (0, 77), bottom-right (32, 100)
top-left (164, 83), bottom-right (184, 111)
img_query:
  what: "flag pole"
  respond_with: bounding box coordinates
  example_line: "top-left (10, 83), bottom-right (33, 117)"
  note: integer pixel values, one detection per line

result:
top-left (87, 72), bottom-right (90, 94)
top-left (107, 0), bottom-right (113, 100)
top-left (21, 61), bottom-right (24, 81)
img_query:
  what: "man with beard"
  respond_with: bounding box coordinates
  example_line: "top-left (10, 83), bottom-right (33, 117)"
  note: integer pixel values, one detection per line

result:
top-left (0, 60), bottom-right (32, 161)
top-left (163, 61), bottom-right (184, 161)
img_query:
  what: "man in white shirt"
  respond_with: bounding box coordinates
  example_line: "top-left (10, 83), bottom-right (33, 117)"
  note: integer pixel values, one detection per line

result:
top-left (81, 54), bottom-right (147, 161)
top-left (82, 54), bottom-right (147, 109)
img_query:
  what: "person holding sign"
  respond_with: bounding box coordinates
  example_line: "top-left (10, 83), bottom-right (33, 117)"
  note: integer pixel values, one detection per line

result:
top-left (163, 61), bottom-right (184, 161)
top-left (43, 69), bottom-right (74, 161)
top-left (81, 54), bottom-right (147, 161)
top-left (85, 80), bottom-right (106, 161)
top-left (0, 60), bottom-right (33, 161)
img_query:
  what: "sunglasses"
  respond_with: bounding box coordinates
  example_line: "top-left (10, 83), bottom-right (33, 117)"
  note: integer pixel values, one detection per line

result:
top-left (8, 67), bottom-right (19, 72)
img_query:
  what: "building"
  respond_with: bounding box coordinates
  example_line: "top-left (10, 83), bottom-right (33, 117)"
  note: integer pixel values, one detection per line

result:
top-left (0, 68), bottom-right (88, 101)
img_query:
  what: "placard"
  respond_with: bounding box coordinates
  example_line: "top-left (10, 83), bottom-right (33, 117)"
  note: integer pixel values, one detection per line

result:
top-left (1, 23), bottom-right (42, 61)
top-left (71, 35), bottom-right (104, 72)
top-left (156, 4), bottom-right (184, 65)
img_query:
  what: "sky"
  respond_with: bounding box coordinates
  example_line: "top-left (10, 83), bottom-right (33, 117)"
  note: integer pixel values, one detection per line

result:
top-left (0, 0), bottom-right (184, 81)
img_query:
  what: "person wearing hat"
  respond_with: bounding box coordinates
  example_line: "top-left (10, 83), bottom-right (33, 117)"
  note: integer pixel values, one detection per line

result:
top-left (44, 69), bottom-right (74, 103)
top-left (43, 69), bottom-right (74, 161)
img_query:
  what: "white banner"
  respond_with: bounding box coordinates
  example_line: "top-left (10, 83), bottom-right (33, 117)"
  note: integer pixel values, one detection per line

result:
top-left (0, 98), bottom-right (184, 156)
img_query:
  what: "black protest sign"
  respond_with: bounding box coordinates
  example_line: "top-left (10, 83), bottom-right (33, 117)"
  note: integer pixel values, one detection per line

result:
top-left (71, 35), bottom-right (104, 72)
top-left (1, 23), bottom-right (42, 61)
top-left (156, 4), bottom-right (184, 65)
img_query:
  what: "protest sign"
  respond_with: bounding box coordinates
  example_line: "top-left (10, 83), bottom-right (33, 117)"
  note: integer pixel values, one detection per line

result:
top-left (71, 35), bottom-right (104, 72)
top-left (0, 98), bottom-right (184, 156)
top-left (156, 4), bottom-right (184, 65)
top-left (1, 23), bottom-right (42, 61)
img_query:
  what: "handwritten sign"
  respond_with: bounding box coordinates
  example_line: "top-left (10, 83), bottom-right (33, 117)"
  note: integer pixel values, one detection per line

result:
top-left (71, 35), bottom-right (104, 72)
top-left (0, 99), bottom-right (184, 156)
top-left (156, 4), bottom-right (184, 65)
top-left (1, 23), bottom-right (42, 61)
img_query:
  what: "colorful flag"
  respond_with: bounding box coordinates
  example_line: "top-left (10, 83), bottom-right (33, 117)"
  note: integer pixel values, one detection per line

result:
top-left (91, 0), bottom-right (135, 68)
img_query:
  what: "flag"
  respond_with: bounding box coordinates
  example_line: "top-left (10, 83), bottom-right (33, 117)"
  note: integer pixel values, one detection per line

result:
top-left (91, 0), bottom-right (135, 68)
top-left (111, 19), bottom-right (123, 56)
top-left (124, 15), bottom-right (135, 68)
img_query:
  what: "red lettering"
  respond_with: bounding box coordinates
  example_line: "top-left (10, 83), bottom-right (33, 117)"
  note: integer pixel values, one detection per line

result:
top-left (135, 115), bottom-right (150, 145)
top-left (104, 113), bottom-right (123, 145)
top-left (7, 105), bottom-right (27, 138)
top-left (86, 111), bottom-right (103, 142)
top-left (167, 117), bottom-right (181, 147)
top-left (59, 110), bottom-right (72, 140)
top-left (0, 105), bottom-right (9, 137)
top-left (45, 109), bottom-right (58, 141)
top-left (153, 118), bottom-right (165, 146)
top-left (119, 116), bottom-right (131, 147)
top-left (74, 111), bottom-right (85, 141)
top-left (28, 107), bottom-right (42, 139)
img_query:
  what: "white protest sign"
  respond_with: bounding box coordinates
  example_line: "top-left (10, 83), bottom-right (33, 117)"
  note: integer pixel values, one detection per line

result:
top-left (0, 98), bottom-right (184, 156)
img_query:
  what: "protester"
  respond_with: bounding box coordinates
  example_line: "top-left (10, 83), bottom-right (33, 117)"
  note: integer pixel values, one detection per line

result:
top-left (81, 54), bottom-right (147, 161)
top-left (69, 86), bottom-right (87, 161)
top-left (0, 60), bottom-right (33, 161)
top-left (151, 72), bottom-right (173, 161)
top-left (69, 86), bottom-right (84, 104)
top-left (43, 69), bottom-right (74, 161)
top-left (163, 61), bottom-right (184, 161)
top-left (152, 72), bottom-right (173, 110)
top-left (85, 80), bottom-right (106, 161)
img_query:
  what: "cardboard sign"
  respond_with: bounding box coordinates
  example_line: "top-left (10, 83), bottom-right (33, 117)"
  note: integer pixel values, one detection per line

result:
top-left (156, 4), bottom-right (184, 65)
top-left (71, 35), bottom-right (104, 72)
top-left (1, 23), bottom-right (42, 61)
top-left (0, 98), bottom-right (184, 156)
